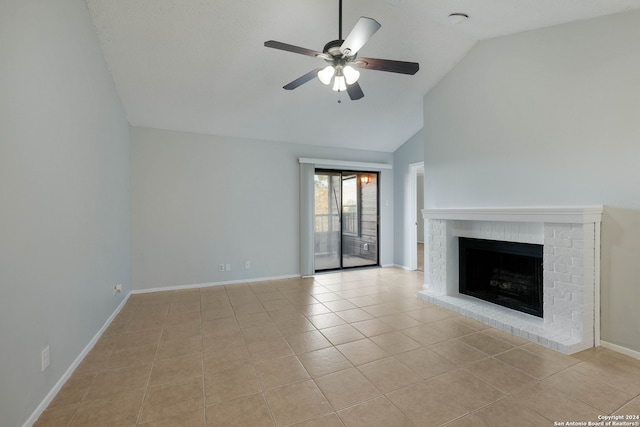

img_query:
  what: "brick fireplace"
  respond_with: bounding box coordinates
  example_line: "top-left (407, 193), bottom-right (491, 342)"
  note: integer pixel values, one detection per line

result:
top-left (419, 207), bottom-right (603, 354)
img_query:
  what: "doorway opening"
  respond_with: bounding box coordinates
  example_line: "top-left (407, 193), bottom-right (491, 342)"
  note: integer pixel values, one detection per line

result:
top-left (409, 162), bottom-right (424, 271)
top-left (314, 170), bottom-right (379, 272)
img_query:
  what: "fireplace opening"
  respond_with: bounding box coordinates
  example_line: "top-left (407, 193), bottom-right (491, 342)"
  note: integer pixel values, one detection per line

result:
top-left (459, 238), bottom-right (543, 318)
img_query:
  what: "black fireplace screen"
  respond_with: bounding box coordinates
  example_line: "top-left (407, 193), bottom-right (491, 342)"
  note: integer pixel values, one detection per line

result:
top-left (459, 237), bottom-right (543, 318)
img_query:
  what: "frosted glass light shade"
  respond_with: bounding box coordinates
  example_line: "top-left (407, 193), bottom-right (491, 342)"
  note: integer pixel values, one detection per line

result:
top-left (343, 65), bottom-right (360, 85)
top-left (332, 75), bottom-right (347, 92)
top-left (318, 66), bottom-right (335, 85)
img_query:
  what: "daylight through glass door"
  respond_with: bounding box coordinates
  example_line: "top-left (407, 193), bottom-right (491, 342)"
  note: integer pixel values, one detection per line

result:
top-left (314, 170), bottom-right (378, 272)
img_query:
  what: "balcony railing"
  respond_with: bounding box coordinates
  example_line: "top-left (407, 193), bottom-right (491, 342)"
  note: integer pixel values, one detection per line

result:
top-left (314, 212), bottom-right (357, 234)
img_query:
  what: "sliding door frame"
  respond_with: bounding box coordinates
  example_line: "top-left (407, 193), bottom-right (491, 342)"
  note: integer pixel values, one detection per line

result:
top-left (298, 157), bottom-right (392, 277)
top-left (313, 168), bottom-right (380, 272)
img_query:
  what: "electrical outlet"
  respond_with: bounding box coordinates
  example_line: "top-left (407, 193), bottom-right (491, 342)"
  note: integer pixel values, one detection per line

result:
top-left (225, 263), bottom-right (231, 271)
top-left (113, 284), bottom-right (122, 295)
top-left (218, 264), bottom-right (224, 272)
top-left (41, 346), bottom-right (50, 371)
top-left (245, 260), bottom-right (251, 269)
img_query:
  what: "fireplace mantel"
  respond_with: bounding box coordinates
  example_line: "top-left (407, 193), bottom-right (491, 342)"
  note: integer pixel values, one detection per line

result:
top-left (419, 206), bottom-right (603, 354)
top-left (422, 206), bottom-right (603, 224)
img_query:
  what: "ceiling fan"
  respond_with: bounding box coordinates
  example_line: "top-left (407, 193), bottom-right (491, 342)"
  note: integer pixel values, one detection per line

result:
top-left (264, 0), bottom-right (419, 101)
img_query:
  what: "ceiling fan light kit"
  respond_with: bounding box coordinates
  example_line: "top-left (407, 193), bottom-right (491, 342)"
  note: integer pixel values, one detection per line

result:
top-left (342, 66), bottom-right (360, 85)
top-left (264, 0), bottom-right (419, 100)
top-left (319, 64), bottom-right (360, 92)
top-left (333, 75), bottom-right (347, 92)
top-left (318, 66), bottom-right (335, 85)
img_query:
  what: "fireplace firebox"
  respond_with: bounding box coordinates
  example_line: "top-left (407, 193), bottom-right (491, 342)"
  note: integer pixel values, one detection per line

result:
top-left (459, 237), bottom-right (543, 318)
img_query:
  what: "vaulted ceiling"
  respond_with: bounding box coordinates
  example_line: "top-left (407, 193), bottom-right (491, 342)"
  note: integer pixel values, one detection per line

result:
top-left (86, 0), bottom-right (640, 152)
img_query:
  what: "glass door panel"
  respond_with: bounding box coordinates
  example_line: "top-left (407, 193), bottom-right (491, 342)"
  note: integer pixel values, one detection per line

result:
top-left (342, 173), bottom-right (378, 268)
top-left (314, 172), bottom-right (342, 271)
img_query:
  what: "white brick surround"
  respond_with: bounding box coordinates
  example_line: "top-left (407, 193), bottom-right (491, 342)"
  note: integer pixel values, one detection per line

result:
top-left (420, 207), bottom-right (603, 354)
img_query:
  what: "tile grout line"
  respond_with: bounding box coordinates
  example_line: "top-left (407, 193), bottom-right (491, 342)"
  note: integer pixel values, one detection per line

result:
top-left (199, 288), bottom-right (206, 426)
top-left (133, 298), bottom-right (169, 426)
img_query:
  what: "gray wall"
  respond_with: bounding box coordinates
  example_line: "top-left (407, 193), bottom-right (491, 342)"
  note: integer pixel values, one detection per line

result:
top-left (0, 1), bottom-right (131, 426)
top-left (423, 11), bottom-right (640, 353)
top-left (131, 127), bottom-right (394, 291)
top-left (393, 129), bottom-right (425, 268)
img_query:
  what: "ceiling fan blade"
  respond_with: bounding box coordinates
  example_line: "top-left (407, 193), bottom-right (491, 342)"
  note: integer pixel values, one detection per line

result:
top-left (283, 68), bottom-right (324, 90)
top-left (356, 57), bottom-right (419, 75)
top-left (340, 17), bottom-right (381, 56)
top-left (264, 40), bottom-right (325, 58)
top-left (346, 81), bottom-right (364, 100)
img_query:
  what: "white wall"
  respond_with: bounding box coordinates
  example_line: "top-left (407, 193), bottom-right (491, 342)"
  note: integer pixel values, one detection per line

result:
top-left (392, 129), bottom-right (424, 268)
top-left (131, 127), bottom-right (394, 291)
top-left (0, 1), bottom-right (131, 426)
top-left (423, 11), bottom-right (640, 353)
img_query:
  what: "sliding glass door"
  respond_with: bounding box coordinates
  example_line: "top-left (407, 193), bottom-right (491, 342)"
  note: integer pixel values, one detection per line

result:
top-left (314, 171), bottom-right (342, 270)
top-left (314, 170), bottom-right (378, 272)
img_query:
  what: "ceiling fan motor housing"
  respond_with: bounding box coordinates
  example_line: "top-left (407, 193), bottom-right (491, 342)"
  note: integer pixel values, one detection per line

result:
top-left (323, 40), bottom-right (357, 69)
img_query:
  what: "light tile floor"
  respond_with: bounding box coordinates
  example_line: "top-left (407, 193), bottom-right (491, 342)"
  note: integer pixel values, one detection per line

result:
top-left (35, 268), bottom-right (640, 426)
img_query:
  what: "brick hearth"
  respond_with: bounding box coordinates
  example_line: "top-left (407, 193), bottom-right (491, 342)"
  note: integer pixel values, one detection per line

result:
top-left (419, 207), bottom-right (602, 354)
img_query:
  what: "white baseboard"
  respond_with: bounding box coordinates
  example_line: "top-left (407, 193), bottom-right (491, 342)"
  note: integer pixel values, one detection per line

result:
top-left (392, 264), bottom-right (414, 271)
top-left (24, 293), bottom-right (131, 427)
top-left (131, 274), bottom-right (301, 294)
top-left (600, 340), bottom-right (640, 360)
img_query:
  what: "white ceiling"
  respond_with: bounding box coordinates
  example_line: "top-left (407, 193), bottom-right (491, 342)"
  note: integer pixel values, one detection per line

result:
top-left (85, 0), bottom-right (640, 152)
